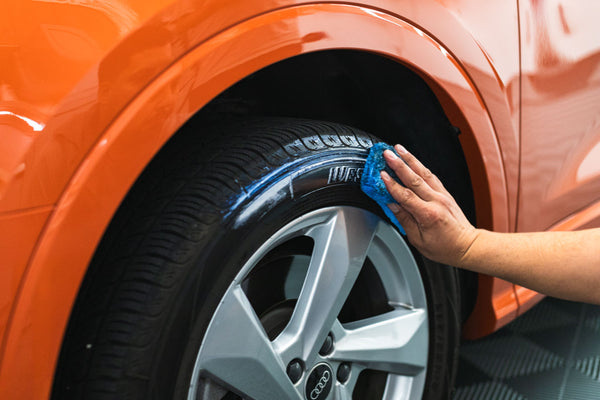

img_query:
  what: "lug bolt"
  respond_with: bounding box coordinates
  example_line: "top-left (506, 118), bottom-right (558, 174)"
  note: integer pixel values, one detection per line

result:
top-left (337, 363), bottom-right (351, 383)
top-left (319, 333), bottom-right (334, 356)
top-left (286, 359), bottom-right (304, 384)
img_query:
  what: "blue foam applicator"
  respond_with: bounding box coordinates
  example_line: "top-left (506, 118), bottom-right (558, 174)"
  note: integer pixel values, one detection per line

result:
top-left (360, 143), bottom-right (406, 235)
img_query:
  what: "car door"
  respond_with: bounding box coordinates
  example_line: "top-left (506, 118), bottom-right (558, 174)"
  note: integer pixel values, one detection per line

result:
top-left (518, 0), bottom-right (600, 232)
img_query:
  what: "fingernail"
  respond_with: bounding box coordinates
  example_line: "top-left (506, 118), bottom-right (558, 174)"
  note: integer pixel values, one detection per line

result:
top-left (380, 171), bottom-right (391, 181)
top-left (395, 144), bottom-right (407, 154)
top-left (384, 149), bottom-right (398, 160)
top-left (388, 203), bottom-right (400, 213)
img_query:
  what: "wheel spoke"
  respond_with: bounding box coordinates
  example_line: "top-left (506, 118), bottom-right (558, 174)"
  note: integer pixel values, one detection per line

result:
top-left (333, 383), bottom-right (353, 400)
top-left (332, 364), bottom-right (363, 400)
top-left (332, 308), bottom-right (428, 376)
top-left (273, 208), bottom-right (379, 364)
top-left (194, 286), bottom-right (301, 400)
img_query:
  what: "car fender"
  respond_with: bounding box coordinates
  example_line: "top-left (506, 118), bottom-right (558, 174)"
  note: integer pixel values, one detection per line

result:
top-left (0, 3), bottom-right (513, 398)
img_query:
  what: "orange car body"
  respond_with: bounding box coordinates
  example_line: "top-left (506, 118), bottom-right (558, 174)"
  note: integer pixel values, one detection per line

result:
top-left (1, 0), bottom-right (599, 398)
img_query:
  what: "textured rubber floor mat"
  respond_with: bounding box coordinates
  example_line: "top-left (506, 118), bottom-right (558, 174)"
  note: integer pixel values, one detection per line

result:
top-left (454, 298), bottom-right (600, 400)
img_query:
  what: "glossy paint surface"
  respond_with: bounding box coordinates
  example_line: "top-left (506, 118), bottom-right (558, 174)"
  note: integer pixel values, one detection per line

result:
top-left (514, 0), bottom-right (600, 311)
top-left (0, 0), bottom-right (594, 397)
top-left (518, 0), bottom-right (600, 232)
top-left (0, 207), bottom-right (52, 347)
top-left (515, 198), bottom-right (600, 316)
top-left (0, 0), bottom-right (521, 215)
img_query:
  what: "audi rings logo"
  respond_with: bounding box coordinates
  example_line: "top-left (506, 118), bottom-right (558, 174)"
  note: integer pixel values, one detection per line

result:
top-left (305, 364), bottom-right (333, 400)
top-left (310, 370), bottom-right (330, 399)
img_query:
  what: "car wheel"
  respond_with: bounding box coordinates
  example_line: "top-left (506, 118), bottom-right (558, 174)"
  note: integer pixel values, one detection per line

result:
top-left (53, 119), bottom-right (462, 400)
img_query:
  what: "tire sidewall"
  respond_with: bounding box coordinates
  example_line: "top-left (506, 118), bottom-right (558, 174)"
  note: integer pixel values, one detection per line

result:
top-left (166, 145), bottom-right (459, 399)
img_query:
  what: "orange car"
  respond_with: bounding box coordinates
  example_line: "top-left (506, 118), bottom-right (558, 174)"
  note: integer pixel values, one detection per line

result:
top-left (1, 0), bottom-right (599, 399)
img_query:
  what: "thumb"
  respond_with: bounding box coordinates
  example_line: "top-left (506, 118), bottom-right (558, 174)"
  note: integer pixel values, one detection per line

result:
top-left (388, 203), bottom-right (418, 236)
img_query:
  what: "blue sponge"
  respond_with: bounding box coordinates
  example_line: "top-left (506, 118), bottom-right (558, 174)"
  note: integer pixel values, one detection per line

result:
top-left (361, 143), bottom-right (406, 235)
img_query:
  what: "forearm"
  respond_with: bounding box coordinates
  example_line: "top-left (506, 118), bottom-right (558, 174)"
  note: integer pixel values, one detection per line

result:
top-left (380, 145), bottom-right (600, 305)
top-left (459, 228), bottom-right (600, 304)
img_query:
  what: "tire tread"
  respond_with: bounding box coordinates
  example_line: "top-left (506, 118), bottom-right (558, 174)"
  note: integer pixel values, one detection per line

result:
top-left (53, 118), bottom-right (375, 399)
top-left (52, 118), bottom-right (458, 400)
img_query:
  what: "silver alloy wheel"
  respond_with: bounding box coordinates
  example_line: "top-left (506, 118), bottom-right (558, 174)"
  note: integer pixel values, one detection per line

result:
top-left (188, 206), bottom-right (429, 400)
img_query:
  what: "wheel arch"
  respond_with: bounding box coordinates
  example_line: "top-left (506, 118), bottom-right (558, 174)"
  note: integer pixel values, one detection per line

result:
top-left (1, 4), bottom-right (510, 398)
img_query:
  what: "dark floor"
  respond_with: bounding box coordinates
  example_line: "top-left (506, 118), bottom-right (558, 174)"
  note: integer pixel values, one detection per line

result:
top-left (453, 297), bottom-right (600, 400)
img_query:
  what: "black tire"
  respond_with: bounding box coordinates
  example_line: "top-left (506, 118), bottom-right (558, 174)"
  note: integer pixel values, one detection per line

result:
top-left (53, 118), bottom-right (463, 400)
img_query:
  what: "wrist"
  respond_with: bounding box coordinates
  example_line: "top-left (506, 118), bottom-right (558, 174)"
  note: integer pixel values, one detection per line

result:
top-left (456, 228), bottom-right (485, 269)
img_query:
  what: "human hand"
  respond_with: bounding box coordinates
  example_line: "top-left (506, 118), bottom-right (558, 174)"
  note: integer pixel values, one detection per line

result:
top-left (381, 145), bottom-right (480, 266)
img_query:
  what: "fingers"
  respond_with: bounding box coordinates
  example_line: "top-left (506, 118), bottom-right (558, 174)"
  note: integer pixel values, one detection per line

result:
top-left (381, 170), bottom-right (426, 216)
top-left (383, 149), bottom-right (436, 201)
top-left (393, 145), bottom-right (445, 192)
top-left (388, 202), bottom-right (418, 236)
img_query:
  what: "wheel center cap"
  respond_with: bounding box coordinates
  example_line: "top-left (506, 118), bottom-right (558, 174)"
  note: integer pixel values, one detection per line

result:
top-left (305, 363), bottom-right (333, 400)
